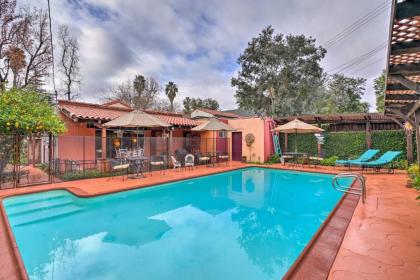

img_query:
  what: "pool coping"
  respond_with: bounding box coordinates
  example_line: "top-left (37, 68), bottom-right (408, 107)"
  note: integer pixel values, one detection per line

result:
top-left (0, 164), bottom-right (356, 280)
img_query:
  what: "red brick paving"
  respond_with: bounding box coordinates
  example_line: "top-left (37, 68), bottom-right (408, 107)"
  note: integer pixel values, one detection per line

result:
top-left (0, 163), bottom-right (419, 280)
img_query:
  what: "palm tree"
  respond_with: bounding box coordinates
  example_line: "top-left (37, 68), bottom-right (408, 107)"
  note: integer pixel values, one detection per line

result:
top-left (165, 81), bottom-right (178, 112)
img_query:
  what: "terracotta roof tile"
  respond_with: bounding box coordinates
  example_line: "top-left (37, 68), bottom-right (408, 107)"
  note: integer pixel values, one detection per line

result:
top-left (196, 108), bottom-right (241, 118)
top-left (58, 100), bottom-right (199, 126)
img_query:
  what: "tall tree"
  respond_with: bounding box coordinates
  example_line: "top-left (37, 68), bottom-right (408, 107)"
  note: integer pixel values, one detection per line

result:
top-left (18, 7), bottom-right (52, 88)
top-left (374, 70), bottom-right (385, 113)
top-left (183, 97), bottom-right (220, 114)
top-left (58, 25), bottom-right (81, 100)
top-left (165, 81), bottom-right (178, 112)
top-left (105, 75), bottom-right (160, 110)
top-left (319, 74), bottom-right (369, 113)
top-left (232, 26), bottom-right (326, 117)
top-left (0, 0), bottom-right (24, 90)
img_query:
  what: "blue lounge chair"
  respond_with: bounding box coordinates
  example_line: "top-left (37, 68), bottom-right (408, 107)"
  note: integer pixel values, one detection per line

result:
top-left (335, 149), bottom-right (380, 166)
top-left (351, 151), bottom-right (402, 173)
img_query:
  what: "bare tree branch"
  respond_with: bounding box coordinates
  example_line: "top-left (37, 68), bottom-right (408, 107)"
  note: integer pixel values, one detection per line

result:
top-left (57, 24), bottom-right (81, 100)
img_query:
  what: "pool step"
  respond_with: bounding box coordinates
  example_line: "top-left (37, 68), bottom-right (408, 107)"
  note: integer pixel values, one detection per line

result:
top-left (7, 196), bottom-right (76, 216)
top-left (10, 204), bottom-right (84, 227)
top-left (4, 191), bottom-right (69, 208)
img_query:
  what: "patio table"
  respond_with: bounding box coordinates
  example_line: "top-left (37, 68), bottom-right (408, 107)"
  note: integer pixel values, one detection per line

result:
top-left (126, 156), bottom-right (149, 179)
top-left (283, 152), bottom-right (308, 166)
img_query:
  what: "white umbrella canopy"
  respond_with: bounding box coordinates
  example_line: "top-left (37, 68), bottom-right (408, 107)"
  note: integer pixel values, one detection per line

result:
top-left (272, 118), bottom-right (324, 153)
top-left (272, 118), bottom-right (324, 133)
top-left (191, 118), bottom-right (235, 156)
top-left (191, 118), bottom-right (236, 132)
top-left (103, 110), bottom-right (171, 128)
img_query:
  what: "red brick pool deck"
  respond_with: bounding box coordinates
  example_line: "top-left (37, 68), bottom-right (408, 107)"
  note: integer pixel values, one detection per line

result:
top-left (0, 163), bottom-right (419, 280)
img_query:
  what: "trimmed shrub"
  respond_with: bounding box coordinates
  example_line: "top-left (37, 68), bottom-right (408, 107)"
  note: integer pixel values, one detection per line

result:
top-left (320, 156), bottom-right (339, 166)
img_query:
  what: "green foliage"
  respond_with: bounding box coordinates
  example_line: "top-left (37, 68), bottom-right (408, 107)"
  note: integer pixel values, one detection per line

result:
top-left (60, 169), bottom-right (108, 181)
top-left (266, 154), bottom-right (281, 164)
top-left (183, 97), bottom-right (220, 114)
top-left (371, 130), bottom-right (409, 158)
top-left (323, 132), bottom-right (367, 159)
top-left (0, 88), bottom-right (66, 135)
top-left (411, 176), bottom-right (420, 191)
top-left (319, 74), bottom-right (369, 114)
top-left (393, 159), bottom-right (408, 170)
top-left (374, 70), bottom-right (385, 113)
top-left (278, 130), bottom-right (410, 161)
top-left (232, 26), bottom-right (326, 117)
top-left (281, 133), bottom-right (318, 155)
top-left (407, 164), bottom-right (419, 178)
top-left (320, 156), bottom-right (339, 166)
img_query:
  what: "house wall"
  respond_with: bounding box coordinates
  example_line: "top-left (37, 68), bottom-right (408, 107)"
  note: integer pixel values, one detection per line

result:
top-left (228, 118), bottom-right (269, 163)
top-left (57, 113), bottom-right (96, 163)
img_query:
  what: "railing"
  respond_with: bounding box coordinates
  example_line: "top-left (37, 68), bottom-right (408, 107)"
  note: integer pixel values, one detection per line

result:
top-left (332, 172), bottom-right (366, 203)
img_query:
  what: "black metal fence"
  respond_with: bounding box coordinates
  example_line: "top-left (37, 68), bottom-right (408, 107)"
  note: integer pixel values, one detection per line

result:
top-left (0, 135), bottom-right (230, 189)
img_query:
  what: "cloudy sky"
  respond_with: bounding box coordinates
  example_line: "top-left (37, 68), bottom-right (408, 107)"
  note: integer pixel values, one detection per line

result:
top-left (29, 0), bottom-right (391, 111)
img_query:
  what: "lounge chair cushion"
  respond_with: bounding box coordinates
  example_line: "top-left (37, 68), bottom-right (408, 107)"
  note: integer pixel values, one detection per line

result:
top-left (199, 157), bottom-right (210, 161)
top-left (309, 156), bottom-right (323, 161)
top-left (218, 155), bottom-right (229, 159)
top-left (151, 161), bottom-right (164, 165)
top-left (113, 164), bottom-right (130, 170)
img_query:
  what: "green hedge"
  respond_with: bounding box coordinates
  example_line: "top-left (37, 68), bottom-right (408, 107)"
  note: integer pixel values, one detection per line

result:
top-left (324, 131), bottom-right (367, 159)
top-left (279, 129), bottom-right (412, 160)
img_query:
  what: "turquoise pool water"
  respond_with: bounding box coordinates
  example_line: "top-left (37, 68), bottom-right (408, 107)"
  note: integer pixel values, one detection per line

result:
top-left (3, 168), bottom-right (350, 280)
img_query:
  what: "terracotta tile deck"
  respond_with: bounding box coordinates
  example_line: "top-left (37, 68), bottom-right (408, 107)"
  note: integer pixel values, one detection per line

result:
top-left (0, 163), bottom-right (419, 280)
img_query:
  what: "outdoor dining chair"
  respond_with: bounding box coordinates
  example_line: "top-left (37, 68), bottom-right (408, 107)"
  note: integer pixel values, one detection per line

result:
top-left (107, 159), bottom-right (130, 181)
top-left (185, 154), bottom-right (194, 170)
top-left (150, 155), bottom-right (165, 175)
top-left (171, 156), bottom-right (182, 171)
top-left (217, 152), bottom-right (229, 165)
top-left (197, 153), bottom-right (210, 166)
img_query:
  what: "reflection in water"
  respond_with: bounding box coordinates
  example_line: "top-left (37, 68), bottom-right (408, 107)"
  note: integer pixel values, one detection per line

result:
top-left (5, 168), bottom-right (344, 280)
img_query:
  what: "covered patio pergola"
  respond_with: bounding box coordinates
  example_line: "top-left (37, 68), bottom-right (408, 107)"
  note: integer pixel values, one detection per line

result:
top-left (384, 0), bottom-right (420, 167)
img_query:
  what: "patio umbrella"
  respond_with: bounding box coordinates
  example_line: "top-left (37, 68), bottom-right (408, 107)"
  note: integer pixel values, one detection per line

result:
top-left (103, 110), bottom-right (171, 151)
top-left (272, 118), bottom-right (324, 152)
top-left (191, 118), bottom-right (236, 155)
top-left (103, 110), bottom-right (171, 128)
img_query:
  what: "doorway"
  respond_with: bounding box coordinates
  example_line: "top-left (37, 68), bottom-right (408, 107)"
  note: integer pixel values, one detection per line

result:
top-left (231, 132), bottom-right (242, 161)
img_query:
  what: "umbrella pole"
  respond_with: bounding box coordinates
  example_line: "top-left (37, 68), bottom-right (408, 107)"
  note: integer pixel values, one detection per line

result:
top-left (295, 130), bottom-right (297, 153)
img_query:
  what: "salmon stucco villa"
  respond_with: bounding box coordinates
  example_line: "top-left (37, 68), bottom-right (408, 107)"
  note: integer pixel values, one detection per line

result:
top-left (56, 99), bottom-right (276, 164)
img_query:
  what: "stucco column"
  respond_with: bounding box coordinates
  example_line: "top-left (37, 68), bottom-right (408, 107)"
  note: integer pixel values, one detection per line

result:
top-left (101, 127), bottom-right (107, 159)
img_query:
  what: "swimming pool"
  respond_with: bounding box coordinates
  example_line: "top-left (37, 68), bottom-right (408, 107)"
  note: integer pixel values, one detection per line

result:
top-left (3, 167), bottom-right (350, 280)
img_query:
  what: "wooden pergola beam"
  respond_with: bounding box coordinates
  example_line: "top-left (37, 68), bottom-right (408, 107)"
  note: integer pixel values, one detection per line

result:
top-left (387, 108), bottom-right (415, 126)
top-left (386, 84), bottom-right (409, 91)
top-left (385, 94), bottom-right (420, 101)
top-left (389, 64), bottom-right (420, 76)
top-left (390, 74), bottom-right (420, 93)
top-left (391, 40), bottom-right (420, 55)
top-left (395, 0), bottom-right (420, 19)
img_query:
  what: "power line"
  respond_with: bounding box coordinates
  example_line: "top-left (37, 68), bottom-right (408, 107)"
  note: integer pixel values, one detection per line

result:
top-left (322, 1), bottom-right (390, 49)
top-left (347, 57), bottom-right (384, 76)
top-left (47, 0), bottom-right (57, 104)
top-left (327, 41), bottom-right (387, 73)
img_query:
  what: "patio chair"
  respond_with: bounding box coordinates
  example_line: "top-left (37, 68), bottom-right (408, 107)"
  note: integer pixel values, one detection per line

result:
top-left (184, 154), bottom-right (194, 170)
top-left (217, 152), bottom-right (229, 165)
top-left (335, 149), bottom-right (380, 167)
top-left (107, 159), bottom-right (130, 181)
top-left (171, 156), bottom-right (182, 171)
top-left (150, 155), bottom-right (165, 175)
top-left (197, 153), bottom-right (210, 165)
top-left (350, 151), bottom-right (402, 174)
top-left (64, 160), bottom-right (81, 173)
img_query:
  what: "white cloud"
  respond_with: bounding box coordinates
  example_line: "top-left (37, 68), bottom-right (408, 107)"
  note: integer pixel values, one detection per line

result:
top-left (26, 0), bottom-right (389, 111)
